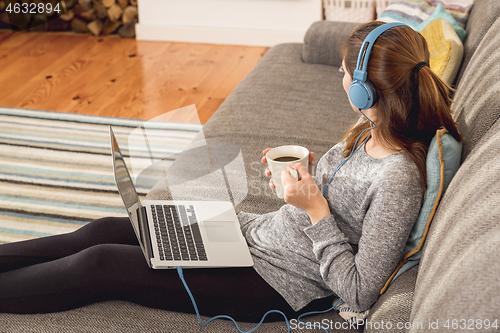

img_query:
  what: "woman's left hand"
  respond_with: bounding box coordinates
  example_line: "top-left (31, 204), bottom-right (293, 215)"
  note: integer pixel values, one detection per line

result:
top-left (281, 162), bottom-right (331, 225)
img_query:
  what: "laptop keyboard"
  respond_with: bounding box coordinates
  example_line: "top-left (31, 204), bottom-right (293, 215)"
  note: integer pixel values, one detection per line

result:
top-left (151, 204), bottom-right (207, 261)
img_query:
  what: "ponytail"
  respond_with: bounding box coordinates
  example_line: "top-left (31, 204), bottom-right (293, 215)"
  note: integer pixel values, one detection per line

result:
top-left (416, 65), bottom-right (462, 144)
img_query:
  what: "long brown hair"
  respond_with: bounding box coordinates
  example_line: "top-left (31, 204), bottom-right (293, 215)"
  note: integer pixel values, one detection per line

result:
top-left (341, 21), bottom-right (462, 192)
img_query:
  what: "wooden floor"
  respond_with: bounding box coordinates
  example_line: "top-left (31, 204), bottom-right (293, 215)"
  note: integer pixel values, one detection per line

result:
top-left (0, 31), bottom-right (269, 123)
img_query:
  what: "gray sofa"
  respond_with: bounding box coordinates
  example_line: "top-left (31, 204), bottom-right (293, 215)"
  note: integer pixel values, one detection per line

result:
top-left (1, 0), bottom-right (499, 331)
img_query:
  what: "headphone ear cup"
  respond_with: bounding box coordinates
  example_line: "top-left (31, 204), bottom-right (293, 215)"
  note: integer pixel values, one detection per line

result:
top-left (349, 80), bottom-right (376, 110)
top-left (365, 79), bottom-right (379, 107)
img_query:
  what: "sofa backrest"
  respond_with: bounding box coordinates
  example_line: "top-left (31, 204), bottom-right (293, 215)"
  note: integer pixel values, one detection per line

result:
top-left (451, 3), bottom-right (500, 161)
top-left (410, 120), bottom-right (500, 332)
top-left (409, 3), bottom-right (500, 329)
top-left (454, 0), bottom-right (500, 88)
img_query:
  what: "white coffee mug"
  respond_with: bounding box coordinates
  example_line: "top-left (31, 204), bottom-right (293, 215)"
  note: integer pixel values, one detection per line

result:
top-left (266, 145), bottom-right (309, 199)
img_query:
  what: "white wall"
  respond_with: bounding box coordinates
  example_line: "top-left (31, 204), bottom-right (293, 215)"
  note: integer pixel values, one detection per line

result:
top-left (136, 0), bottom-right (323, 46)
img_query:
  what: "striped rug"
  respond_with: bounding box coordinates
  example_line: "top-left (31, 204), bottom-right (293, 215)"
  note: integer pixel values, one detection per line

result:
top-left (0, 107), bottom-right (203, 244)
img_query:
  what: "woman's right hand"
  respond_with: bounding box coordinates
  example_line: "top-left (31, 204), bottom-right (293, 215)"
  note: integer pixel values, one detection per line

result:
top-left (261, 148), bottom-right (314, 189)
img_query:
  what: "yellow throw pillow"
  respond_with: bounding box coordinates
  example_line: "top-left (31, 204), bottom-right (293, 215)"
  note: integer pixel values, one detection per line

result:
top-left (419, 18), bottom-right (464, 86)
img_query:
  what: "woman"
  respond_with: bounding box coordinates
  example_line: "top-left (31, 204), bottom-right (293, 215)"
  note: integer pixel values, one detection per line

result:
top-left (0, 21), bottom-right (461, 323)
top-left (256, 21), bottom-right (461, 315)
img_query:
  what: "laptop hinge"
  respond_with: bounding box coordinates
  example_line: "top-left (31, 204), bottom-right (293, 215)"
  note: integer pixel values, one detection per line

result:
top-left (139, 206), bottom-right (154, 260)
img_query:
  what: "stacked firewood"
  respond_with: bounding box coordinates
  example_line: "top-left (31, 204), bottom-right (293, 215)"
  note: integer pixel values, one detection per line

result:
top-left (64, 0), bottom-right (138, 37)
top-left (0, 0), bottom-right (138, 37)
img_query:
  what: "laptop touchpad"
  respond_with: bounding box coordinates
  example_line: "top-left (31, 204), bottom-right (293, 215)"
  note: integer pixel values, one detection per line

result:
top-left (204, 221), bottom-right (240, 242)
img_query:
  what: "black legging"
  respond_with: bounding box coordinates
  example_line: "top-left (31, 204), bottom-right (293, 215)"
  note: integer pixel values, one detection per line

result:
top-left (0, 217), bottom-right (333, 322)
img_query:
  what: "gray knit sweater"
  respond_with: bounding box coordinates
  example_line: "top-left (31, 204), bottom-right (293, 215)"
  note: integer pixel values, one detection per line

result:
top-left (237, 140), bottom-right (422, 312)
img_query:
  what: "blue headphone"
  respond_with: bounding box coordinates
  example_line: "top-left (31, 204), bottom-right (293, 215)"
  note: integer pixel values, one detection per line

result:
top-left (348, 22), bottom-right (409, 110)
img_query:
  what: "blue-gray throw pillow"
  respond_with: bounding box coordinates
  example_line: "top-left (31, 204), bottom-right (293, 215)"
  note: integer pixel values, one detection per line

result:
top-left (381, 128), bottom-right (462, 293)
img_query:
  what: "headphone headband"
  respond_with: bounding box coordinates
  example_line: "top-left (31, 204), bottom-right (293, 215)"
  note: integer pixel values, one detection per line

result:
top-left (349, 22), bottom-right (410, 110)
top-left (353, 22), bottom-right (408, 82)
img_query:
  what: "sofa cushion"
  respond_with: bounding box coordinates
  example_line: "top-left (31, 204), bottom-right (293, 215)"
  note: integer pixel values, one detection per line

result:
top-left (410, 119), bottom-right (500, 330)
top-left (380, 129), bottom-right (462, 294)
top-left (0, 299), bottom-right (361, 333)
top-left (418, 18), bottom-right (464, 86)
top-left (377, 0), bottom-right (434, 28)
top-left (366, 266), bottom-right (419, 332)
top-left (415, 4), bottom-right (466, 42)
top-left (0, 301), bottom-right (263, 333)
top-left (377, 0), bottom-right (473, 30)
top-left (451, 14), bottom-right (500, 161)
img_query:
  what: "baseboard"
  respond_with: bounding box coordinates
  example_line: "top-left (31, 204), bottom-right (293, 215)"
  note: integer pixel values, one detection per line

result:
top-left (135, 23), bottom-right (306, 47)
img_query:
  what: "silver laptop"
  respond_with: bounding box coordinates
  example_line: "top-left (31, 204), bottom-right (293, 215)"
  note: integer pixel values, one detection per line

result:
top-left (109, 126), bottom-right (254, 269)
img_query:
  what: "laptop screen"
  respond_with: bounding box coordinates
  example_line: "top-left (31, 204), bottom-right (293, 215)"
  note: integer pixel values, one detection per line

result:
top-left (110, 127), bottom-right (143, 241)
